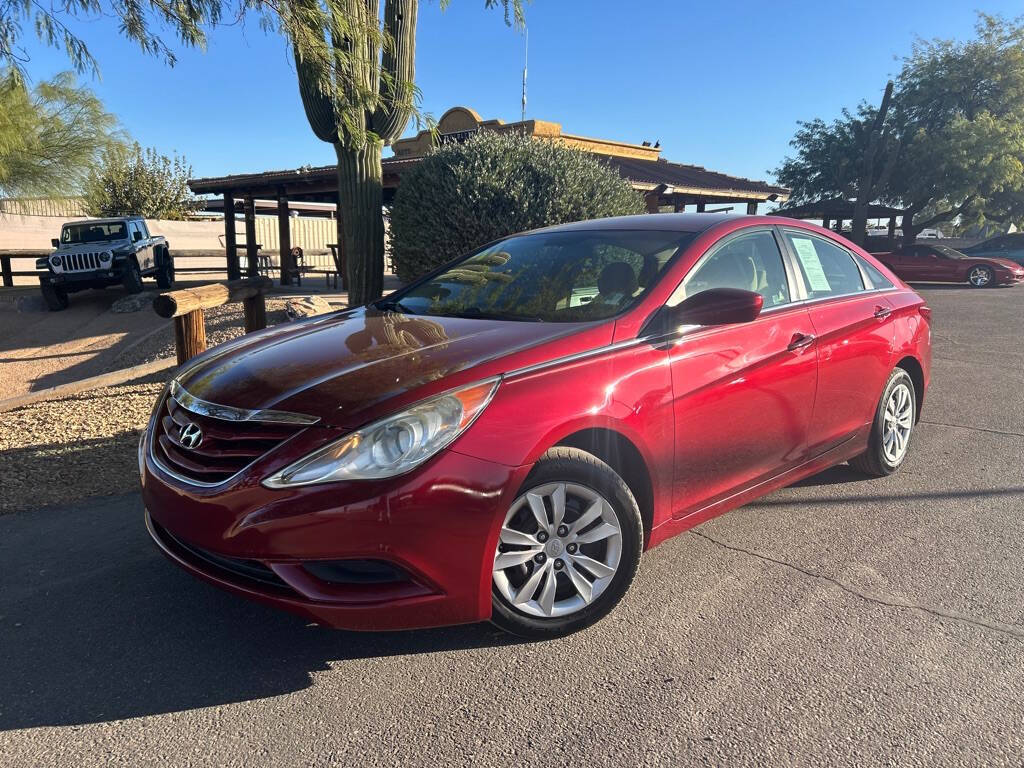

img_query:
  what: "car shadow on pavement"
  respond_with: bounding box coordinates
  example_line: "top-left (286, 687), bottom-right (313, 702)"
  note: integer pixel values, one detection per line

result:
top-left (0, 493), bottom-right (519, 731)
top-left (787, 464), bottom-right (871, 488)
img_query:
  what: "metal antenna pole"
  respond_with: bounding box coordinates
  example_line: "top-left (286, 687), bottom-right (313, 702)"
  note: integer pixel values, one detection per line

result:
top-left (520, 28), bottom-right (528, 121)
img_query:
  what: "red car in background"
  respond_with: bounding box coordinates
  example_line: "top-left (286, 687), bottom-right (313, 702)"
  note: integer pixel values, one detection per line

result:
top-left (874, 242), bottom-right (1024, 287)
top-left (142, 214), bottom-right (931, 638)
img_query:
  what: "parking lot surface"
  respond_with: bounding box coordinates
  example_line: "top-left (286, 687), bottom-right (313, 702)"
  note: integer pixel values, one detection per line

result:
top-left (1, 284), bottom-right (1022, 766)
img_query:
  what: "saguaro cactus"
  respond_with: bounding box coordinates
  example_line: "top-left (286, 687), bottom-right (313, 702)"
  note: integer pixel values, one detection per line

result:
top-left (295, 0), bottom-right (417, 305)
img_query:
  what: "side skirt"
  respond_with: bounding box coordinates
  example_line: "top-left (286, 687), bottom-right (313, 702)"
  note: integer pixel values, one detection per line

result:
top-left (646, 434), bottom-right (868, 549)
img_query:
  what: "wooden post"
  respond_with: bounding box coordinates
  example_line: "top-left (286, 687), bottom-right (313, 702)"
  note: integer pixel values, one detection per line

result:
top-left (746, 201), bottom-right (758, 215)
top-left (243, 294), bottom-right (267, 333)
top-left (822, 216), bottom-right (831, 229)
top-left (673, 199), bottom-right (684, 213)
top-left (888, 216), bottom-right (897, 241)
top-left (173, 309), bottom-right (207, 365)
top-left (224, 192), bottom-right (239, 280)
top-left (645, 192), bottom-right (660, 214)
top-left (243, 195), bottom-right (258, 278)
top-left (277, 193), bottom-right (292, 286)
top-left (834, 218), bottom-right (843, 233)
top-left (0, 255), bottom-right (12, 287)
top-left (696, 201), bottom-right (706, 213)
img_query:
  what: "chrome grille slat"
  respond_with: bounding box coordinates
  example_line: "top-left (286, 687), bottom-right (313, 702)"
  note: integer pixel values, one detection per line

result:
top-left (150, 384), bottom-right (314, 486)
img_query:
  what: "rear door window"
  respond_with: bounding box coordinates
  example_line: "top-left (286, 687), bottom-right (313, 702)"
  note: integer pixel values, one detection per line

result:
top-left (782, 231), bottom-right (865, 299)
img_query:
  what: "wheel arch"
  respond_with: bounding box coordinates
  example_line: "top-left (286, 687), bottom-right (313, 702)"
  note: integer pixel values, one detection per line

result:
top-left (895, 355), bottom-right (925, 422)
top-left (553, 427), bottom-right (655, 546)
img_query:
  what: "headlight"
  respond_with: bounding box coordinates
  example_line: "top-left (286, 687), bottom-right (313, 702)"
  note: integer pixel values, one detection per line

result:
top-left (263, 378), bottom-right (500, 487)
top-left (99, 250), bottom-right (113, 262)
top-left (50, 255), bottom-right (62, 267)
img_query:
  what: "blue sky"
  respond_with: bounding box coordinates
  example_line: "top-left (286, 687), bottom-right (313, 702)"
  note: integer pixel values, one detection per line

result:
top-left (20, 0), bottom-right (1022, 186)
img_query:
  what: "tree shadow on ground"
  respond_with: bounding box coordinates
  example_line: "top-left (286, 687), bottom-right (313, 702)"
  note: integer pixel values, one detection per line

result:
top-left (0, 493), bottom-right (518, 731)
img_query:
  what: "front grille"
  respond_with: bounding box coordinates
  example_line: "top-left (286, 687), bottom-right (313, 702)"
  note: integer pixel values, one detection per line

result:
top-left (152, 394), bottom-right (305, 485)
top-left (63, 252), bottom-right (104, 272)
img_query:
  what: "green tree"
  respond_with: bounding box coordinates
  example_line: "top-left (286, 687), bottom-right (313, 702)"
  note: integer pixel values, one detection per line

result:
top-left (390, 131), bottom-right (645, 281)
top-left (83, 143), bottom-right (200, 220)
top-left (0, 69), bottom-right (119, 197)
top-left (775, 14), bottom-right (1024, 245)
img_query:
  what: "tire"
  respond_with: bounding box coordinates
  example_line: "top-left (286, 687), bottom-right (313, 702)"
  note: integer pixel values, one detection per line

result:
top-left (490, 447), bottom-right (643, 639)
top-left (156, 249), bottom-right (175, 289)
top-left (40, 282), bottom-right (69, 311)
top-left (967, 265), bottom-right (994, 288)
top-left (849, 367), bottom-right (917, 477)
top-left (122, 258), bottom-right (144, 294)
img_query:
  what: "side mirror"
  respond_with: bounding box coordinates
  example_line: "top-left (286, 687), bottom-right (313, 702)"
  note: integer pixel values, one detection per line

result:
top-left (51, 238), bottom-right (60, 248)
top-left (669, 288), bottom-right (764, 327)
top-left (133, 231), bottom-right (143, 242)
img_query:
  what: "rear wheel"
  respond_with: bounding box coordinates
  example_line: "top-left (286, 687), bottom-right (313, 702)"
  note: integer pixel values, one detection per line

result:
top-left (849, 367), bottom-right (917, 477)
top-left (122, 258), bottom-right (144, 294)
top-left (968, 265), bottom-right (994, 288)
top-left (156, 249), bottom-right (175, 289)
top-left (40, 281), bottom-right (69, 311)
top-left (490, 447), bottom-right (643, 639)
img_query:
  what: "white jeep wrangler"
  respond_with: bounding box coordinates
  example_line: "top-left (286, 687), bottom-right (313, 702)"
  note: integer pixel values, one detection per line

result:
top-left (37, 216), bottom-right (174, 310)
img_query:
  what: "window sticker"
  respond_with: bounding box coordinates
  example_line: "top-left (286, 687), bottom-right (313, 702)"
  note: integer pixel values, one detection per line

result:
top-left (791, 237), bottom-right (832, 292)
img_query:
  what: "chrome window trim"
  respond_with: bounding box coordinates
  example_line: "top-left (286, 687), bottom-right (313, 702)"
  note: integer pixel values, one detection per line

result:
top-left (168, 380), bottom-right (320, 425)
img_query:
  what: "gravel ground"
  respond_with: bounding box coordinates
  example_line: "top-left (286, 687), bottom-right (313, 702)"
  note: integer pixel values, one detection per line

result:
top-left (0, 300), bottom-right (296, 514)
top-left (113, 299), bottom-right (293, 368)
top-left (0, 377), bottom-right (166, 515)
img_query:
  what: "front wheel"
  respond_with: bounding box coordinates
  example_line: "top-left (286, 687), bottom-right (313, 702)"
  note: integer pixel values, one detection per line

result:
top-left (122, 258), bottom-right (144, 294)
top-left (849, 367), bottom-right (917, 477)
top-left (490, 447), bottom-right (643, 639)
top-left (40, 281), bottom-right (69, 311)
top-left (968, 265), bottom-right (994, 288)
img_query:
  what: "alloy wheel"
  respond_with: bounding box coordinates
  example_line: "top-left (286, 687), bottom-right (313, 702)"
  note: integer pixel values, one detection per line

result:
top-left (493, 482), bottom-right (623, 618)
top-left (969, 266), bottom-right (991, 287)
top-left (882, 382), bottom-right (913, 465)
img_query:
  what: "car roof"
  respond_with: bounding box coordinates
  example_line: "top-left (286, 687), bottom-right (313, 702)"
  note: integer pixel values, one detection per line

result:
top-left (532, 212), bottom-right (743, 235)
top-left (63, 216), bottom-right (142, 226)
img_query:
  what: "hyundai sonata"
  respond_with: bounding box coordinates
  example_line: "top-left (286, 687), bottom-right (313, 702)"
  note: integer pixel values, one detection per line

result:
top-left (142, 214), bottom-right (931, 638)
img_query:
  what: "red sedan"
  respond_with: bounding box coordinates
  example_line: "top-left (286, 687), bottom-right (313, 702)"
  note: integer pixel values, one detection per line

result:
top-left (874, 242), bottom-right (1024, 287)
top-left (142, 214), bottom-right (931, 638)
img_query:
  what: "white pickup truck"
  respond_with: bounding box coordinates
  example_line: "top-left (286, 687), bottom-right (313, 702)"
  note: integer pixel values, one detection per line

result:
top-left (37, 216), bottom-right (174, 310)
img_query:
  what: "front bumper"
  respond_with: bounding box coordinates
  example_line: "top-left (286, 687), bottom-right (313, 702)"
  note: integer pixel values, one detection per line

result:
top-left (997, 272), bottom-right (1024, 285)
top-left (142, 439), bottom-right (531, 631)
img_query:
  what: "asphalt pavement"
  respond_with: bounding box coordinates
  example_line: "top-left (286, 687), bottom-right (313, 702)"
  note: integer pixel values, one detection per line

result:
top-left (1, 283), bottom-right (1022, 766)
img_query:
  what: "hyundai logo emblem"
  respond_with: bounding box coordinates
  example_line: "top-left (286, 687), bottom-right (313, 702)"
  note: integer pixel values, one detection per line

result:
top-left (178, 422), bottom-right (204, 449)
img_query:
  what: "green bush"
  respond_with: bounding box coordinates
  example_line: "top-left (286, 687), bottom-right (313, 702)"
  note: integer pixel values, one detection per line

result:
top-left (389, 131), bottom-right (645, 281)
top-left (84, 142), bottom-right (199, 221)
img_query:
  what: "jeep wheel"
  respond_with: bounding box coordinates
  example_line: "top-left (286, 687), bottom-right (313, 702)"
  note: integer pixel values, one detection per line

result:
top-left (41, 282), bottom-right (70, 311)
top-left (156, 251), bottom-right (175, 289)
top-left (122, 258), bottom-right (144, 294)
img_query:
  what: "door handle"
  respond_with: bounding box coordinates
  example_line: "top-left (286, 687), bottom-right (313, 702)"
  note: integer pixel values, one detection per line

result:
top-left (873, 305), bottom-right (892, 319)
top-left (787, 333), bottom-right (816, 351)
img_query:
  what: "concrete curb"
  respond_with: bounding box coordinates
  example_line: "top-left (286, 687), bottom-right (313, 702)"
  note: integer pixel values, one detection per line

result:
top-left (0, 357), bottom-right (176, 413)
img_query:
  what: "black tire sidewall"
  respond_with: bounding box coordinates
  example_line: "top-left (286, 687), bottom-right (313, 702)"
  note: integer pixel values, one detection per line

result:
top-left (41, 283), bottom-right (69, 311)
top-left (123, 259), bottom-right (143, 293)
top-left (489, 448), bottom-right (643, 639)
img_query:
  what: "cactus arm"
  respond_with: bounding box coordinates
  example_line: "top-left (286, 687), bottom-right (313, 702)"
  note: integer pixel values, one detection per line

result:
top-left (370, 0), bottom-right (416, 144)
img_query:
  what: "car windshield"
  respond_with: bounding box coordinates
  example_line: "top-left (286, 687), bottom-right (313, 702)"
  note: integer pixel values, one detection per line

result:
top-left (61, 222), bottom-right (128, 244)
top-left (931, 245), bottom-right (968, 259)
top-left (381, 229), bottom-right (696, 322)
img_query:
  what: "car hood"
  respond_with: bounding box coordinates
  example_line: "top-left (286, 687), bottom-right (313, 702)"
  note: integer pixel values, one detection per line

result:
top-left (176, 307), bottom-right (597, 428)
top-left (55, 238), bottom-right (130, 253)
top-left (965, 256), bottom-right (1022, 270)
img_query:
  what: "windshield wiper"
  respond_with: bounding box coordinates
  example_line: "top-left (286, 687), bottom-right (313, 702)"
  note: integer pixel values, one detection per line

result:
top-left (445, 307), bottom-right (544, 322)
top-left (376, 298), bottom-right (418, 315)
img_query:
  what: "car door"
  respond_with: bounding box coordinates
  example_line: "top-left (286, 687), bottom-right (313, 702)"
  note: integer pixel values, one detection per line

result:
top-left (896, 245), bottom-right (932, 281)
top-left (779, 228), bottom-right (896, 457)
top-left (666, 227), bottom-right (818, 519)
top-left (131, 220), bottom-right (155, 272)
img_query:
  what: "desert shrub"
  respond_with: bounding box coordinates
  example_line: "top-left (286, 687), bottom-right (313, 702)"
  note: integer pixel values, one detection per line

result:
top-left (389, 131), bottom-right (645, 281)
